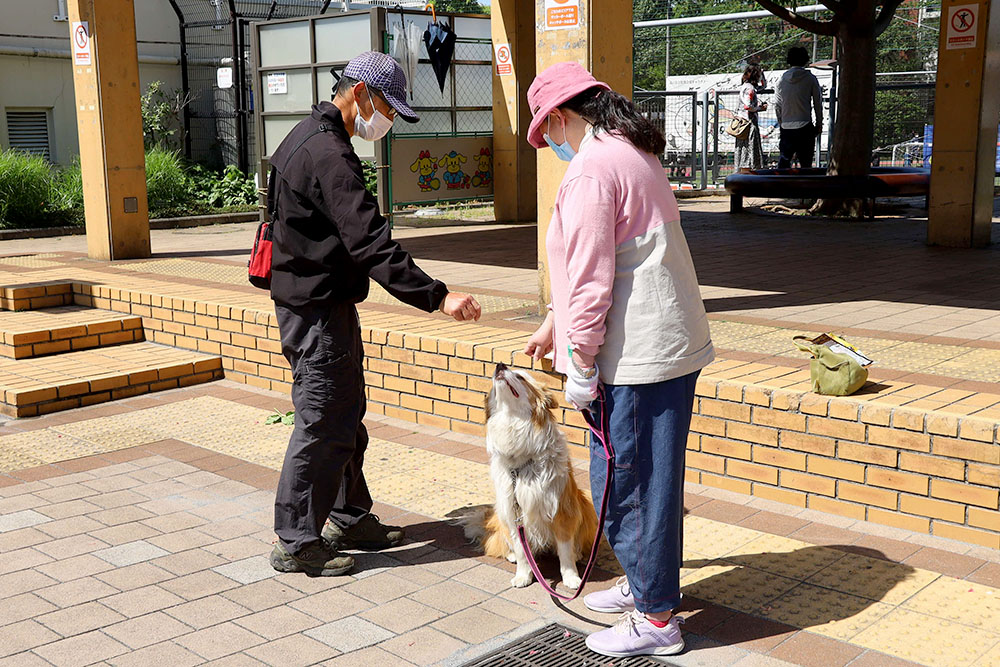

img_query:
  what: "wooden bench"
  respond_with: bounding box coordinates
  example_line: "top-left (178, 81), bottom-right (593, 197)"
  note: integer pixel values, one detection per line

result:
top-left (725, 167), bottom-right (930, 219)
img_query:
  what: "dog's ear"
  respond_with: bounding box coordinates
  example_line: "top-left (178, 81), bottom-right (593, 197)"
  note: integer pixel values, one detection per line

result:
top-left (542, 389), bottom-right (558, 411)
top-left (531, 386), bottom-right (558, 428)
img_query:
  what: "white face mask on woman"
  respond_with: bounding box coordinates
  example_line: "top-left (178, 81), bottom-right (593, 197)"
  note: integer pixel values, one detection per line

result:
top-left (354, 87), bottom-right (394, 141)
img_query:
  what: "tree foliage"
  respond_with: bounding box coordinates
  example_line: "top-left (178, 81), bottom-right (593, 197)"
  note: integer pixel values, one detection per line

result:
top-left (431, 0), bottom-right (489, 15)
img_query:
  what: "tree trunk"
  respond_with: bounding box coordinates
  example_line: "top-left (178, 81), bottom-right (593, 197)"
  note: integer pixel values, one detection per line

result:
top-left (811, 8), bottom-right (878, 218)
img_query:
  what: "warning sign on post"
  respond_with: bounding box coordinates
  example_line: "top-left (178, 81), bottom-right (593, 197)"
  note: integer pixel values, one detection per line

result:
top-left (946, 4), bottom-right (978, 50)
top-left (71, 21), bottom-right (91, 66)
top-left (494, 43), bottom-right (513, 76)
top-left (545, 0), bottom-right (580, 30)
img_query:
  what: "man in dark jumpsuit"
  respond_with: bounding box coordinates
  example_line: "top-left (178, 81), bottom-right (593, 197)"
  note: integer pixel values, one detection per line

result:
top-left (267, 51), bottom-right (481, 576)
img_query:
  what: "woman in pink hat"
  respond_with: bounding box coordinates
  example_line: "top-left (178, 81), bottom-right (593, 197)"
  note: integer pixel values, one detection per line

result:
top-left (522, 61), bottom-right (714, 659)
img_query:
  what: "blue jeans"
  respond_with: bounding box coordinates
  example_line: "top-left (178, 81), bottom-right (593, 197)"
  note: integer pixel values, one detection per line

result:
top-left (589, 371), bottom-right (700, 614)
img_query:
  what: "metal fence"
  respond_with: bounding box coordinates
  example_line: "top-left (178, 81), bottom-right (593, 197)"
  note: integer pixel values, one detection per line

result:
top-left (386, 34), bottom-right (493, 137)
top-left (634, 91), bottom-right (700, 184)
top-left (636, 79), bottom-right (956, 186)
top-left (168, 0), bottom-right (330, 173)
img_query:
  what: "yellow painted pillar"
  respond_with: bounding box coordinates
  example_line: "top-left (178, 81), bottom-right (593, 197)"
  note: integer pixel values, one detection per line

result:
top-left (492, 0), bottom-right (537, 224)
top-left (927, 0), bottom-right (1000, 248)
top-left (534, 0), bottom-right (633, 307)
top-left (68, 0), bottom-right (151, 260)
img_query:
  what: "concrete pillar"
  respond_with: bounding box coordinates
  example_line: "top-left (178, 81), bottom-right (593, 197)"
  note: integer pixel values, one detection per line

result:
top-left (534, 0), bottom-right (633, 307)
top-left (68, 0), bottom-right (151, 260)
top-left (927, 0), bottom-right (1000, 248)
top-left (491, 0), bottom-right (537, 224)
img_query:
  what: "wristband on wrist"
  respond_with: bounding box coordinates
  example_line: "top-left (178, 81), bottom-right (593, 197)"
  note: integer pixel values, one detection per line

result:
top-left (568, 346), bottom-right (597, 379)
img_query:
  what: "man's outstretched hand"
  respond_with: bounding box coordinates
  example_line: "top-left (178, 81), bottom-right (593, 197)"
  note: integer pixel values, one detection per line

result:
top-left (439, 292), bottom-right (481, 321)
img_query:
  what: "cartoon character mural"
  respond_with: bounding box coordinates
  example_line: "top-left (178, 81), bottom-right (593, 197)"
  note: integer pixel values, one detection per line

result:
top-left (440, 151), bottom-right (471, 190)
top-left (471, 147), bottom-right (492, 188)
top-left (409, 150), bottom-right (440, 191)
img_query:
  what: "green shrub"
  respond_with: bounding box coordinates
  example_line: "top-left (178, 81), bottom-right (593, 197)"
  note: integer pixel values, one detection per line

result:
top-left (189, 164), bottom-right (257, 208)
top-left (53, 159), bottom-right (85, 224)
top-left (145, 147), bottom-right (191, 215)
top-left (0, 149), bottom-right (56, 228)
top-left (141, 81), bottom-right (189, 150)
top-left (362, 160), bottom-right (378, 197)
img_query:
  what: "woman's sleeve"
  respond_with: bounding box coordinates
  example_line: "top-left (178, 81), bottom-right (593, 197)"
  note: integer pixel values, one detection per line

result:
top-left (557, 174), bottom-right (616, 358)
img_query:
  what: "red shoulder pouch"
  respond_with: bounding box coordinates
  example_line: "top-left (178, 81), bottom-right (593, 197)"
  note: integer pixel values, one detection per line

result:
top-left (247, 220), bottom-right (273, 289)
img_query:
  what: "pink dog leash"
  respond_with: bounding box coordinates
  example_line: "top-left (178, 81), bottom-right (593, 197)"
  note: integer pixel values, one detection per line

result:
top-left (515, 388), bottom-right (614, 601)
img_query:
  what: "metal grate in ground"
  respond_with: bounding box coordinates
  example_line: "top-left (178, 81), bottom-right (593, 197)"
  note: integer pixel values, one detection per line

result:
top-left (461, 623), bottom-right (679, 666)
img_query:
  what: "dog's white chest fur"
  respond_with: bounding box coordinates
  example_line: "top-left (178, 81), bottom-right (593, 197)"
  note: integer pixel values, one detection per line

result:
top-left (487, 413), bottom-right (569, 550)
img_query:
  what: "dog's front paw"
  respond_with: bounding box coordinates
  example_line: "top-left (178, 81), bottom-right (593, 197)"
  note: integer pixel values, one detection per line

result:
top-left (511, 572), bottom-right (533, 588)
top-left (561, 573), bottom-right (582, 590)
top-left (506, 552), bottom-right (517, 563)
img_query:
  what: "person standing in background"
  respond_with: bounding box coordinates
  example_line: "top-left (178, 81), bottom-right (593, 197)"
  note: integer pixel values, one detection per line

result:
top-left (734, 64), bottom-right (767, 171)
top-left (774, 47), bottom-right (823, 169)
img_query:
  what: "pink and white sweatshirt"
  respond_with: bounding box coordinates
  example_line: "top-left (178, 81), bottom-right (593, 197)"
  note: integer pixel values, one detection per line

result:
top-left (547, 130), bottom-right (714, 385)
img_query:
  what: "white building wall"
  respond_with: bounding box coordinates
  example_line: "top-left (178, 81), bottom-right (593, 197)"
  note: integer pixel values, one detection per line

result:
top-left (0, 0), bottom-right (183, 164)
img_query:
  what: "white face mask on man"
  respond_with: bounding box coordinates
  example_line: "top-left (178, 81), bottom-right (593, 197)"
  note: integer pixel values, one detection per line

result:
top-left (354, 86), bottom-right (394, 141)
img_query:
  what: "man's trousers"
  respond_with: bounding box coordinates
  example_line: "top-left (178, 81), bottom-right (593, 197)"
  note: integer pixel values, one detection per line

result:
top-left (273, 301), bottom-right (373, 555)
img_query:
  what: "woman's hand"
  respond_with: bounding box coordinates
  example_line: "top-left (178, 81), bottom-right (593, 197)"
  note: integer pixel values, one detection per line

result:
top-left (524, 311), bottom-right (554, 360)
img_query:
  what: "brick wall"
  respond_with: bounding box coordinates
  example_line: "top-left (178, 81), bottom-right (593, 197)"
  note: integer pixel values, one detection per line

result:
top-left (71, 282), bottom-right (1000, 549)
top-left (688, 379), bottom-right (1000, 550)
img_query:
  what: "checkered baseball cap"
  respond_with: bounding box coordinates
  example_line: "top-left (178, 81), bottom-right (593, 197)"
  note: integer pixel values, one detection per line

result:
top-left (343, 51), bottom-right (419, 124)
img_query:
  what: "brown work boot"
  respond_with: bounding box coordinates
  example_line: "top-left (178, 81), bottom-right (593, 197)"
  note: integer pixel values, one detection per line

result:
top-left (269, 541), bottom-right (355, 576)
top-left (322, 514), bottom-right (405, 551)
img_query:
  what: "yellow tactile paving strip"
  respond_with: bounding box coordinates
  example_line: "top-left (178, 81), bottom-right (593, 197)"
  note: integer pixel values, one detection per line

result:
top-left (2, 394), bottom-right (999, 666)
top-left (0, 254), bottom-right (65, 268)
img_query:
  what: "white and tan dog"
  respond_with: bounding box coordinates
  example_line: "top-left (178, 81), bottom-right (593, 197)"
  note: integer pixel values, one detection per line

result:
top-left (463, 362), bottom-right (597, 589)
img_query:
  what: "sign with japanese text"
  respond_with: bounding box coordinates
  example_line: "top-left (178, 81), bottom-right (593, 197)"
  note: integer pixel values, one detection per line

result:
top-left (494, 43), bottom-right (513, 76)
top-left (71, 21), bottom-right (91, 66)
top-left (267, 72), bottom-right (287, 95)
top-left (545, 0), bottom-right (580, 30)
top-left (946, 4), bottom-right (978, 49)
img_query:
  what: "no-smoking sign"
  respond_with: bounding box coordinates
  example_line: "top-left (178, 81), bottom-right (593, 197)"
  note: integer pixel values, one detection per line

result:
top-left (946, 4), bottom-right (978, 50)
top-left (494, 42), bottom-right (513, 76)
top-left (71, 21), bottom-right (92, 65)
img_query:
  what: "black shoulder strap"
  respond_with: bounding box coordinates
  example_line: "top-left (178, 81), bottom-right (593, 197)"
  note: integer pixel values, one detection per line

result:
top-left (268, 123), bottom-right (331, 220)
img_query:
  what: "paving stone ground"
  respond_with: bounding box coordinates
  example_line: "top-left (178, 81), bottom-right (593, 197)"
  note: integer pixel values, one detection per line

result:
top-left (2, 379), bottom-right (1000, 667)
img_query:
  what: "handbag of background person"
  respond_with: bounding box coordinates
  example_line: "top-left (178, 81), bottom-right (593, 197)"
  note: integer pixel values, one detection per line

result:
top-left (725, 116), bottom-right (752, 140)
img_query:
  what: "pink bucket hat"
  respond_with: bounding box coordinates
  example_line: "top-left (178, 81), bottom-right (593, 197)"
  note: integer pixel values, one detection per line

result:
top-left (526, 62), bottom-right (611, 149)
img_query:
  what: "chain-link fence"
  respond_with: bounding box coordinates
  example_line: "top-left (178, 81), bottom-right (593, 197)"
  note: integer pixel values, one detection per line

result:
top-left (634, 80), bottom-right (958, 185)
top-left (634, 92), bottom-right (699, 183)
top-left (169, 0), bottom-right (330, 173)
top-left (388, 34), bottom-right (493, 137)
top-left (871, 73), bottom-right (936, 168)
top-left (629, 0), bottom-right (969, 186)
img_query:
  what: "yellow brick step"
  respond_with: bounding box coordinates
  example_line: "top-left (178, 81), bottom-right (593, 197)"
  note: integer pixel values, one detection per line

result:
top-left (0, 306), bottom-right (144, 359)
top-left (0, 341), bottom-right (223, 418)
top-left (0, 280), bottom-right (74, 311)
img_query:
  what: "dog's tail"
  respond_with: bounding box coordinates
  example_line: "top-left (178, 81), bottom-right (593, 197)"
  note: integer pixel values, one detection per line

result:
top-left (452, 506), bottom-right (511, 559)
top-left (454, 506), bottom-right (490, 542)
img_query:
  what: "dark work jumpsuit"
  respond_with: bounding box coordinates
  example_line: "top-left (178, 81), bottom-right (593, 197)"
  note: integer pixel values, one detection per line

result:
top-left (268, 102), bottom-right (448, 555)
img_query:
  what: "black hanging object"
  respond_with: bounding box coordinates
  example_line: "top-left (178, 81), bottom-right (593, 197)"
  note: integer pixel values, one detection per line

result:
top-left (424, 19), bottom-right (456, 94)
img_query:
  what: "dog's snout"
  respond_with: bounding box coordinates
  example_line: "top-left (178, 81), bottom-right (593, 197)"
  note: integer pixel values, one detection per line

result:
top-left (494, 362), bottom-right (508, 378)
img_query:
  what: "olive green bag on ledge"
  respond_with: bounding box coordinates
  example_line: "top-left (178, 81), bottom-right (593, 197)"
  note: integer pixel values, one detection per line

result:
top-left (793, 336), bottom-right (869, 396)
